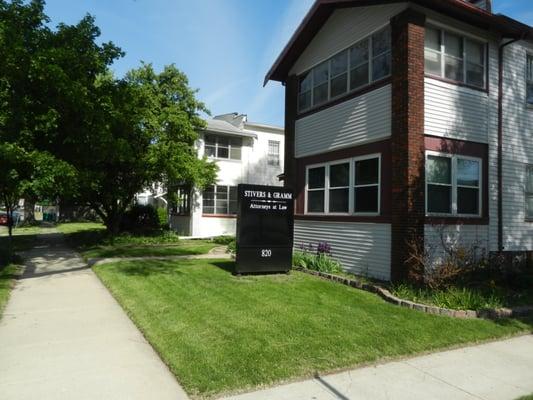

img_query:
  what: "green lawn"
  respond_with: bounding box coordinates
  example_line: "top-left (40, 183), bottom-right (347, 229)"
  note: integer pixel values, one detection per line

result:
top-left (516, 395), bottom-right (533, 400)
top-left (58, 222), bottom-right (216, 259)
top-left (94, 259), bottom-right (533, 399)
top-left (0, 264), bottom-right (21, 317)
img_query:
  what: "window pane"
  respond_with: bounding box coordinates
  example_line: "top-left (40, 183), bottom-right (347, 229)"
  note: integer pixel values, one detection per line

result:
top-left (230, 137), bottom-right (242, 147)
top-left (425, 27), bottom-right (441, 52)
top-left (428, 185), bottom-right (451, 213)
top-left (329, 188), bottom-right (349, 213)
top-left (216, 201), bottom-right (228, 214)
top-left (466, 62), bottom-right (484, 87)
top-left (205, 135), bottom-right (216, 145)
top-left (203, 199), bottom-right (214, 207)
top-left (445, 55), bottom-right (464, 81)
top-left (203, 185), bottom-right (214, 197)
top-left (299, 91), bottom-right (311, 111)
top-left (308, 167), bottom-right (325, 189)
top-left (458, 187), bottom-right (479, 215)
top-left (427, 156), bottom-right (451, 184)
top-left (313, 82), bottom-right (328, 105)
top-left (217, 136), bottom-right (229, 147)
top-left (331, 50), bottom-right (348, 77)
top-left (350, 63), bottom-right (369, 90)
top-left (355, 158), bottom-right (379, 185)
top-left (203, 206), bottom-right (214, 214)
top-left (527, 167), bottom-right (533, 193)
top-left (299, 71), bottom-right (312, 94)
top-left (230, 146), bottom-right (241, 160)
top-left (527, 196), bottom-right (533, 218)
top-left (330, 73), bottom-right (347, 98)
top-left (205, 145), bottom-right (216, 157)
top-left (528, 55), bottom-right (533, 82)
top-left (350, 39), bottom-right (369, 67)
top-left (330, 163), bottom-right (350, 187)
top-left (466, 39), bottom-right (484, 65)
top-left (425, 50), bottom-right (442, 76)
top-left (444, 32), bottom-right (463, 58)
top-left (457, 159), bottom-right (480, 187)
top-left (308, 190), bottom-right (325, 212)
top-left (372, 52), bottom-right (391, 81)
top-left (372, 27), bottom-right (391, 56)
top-left (355, 186), bottom-right (379, 213)
top-left (216, 185), bottom-right (228, 195)
top-left (527, 83), bottom-right (533, 105)
top-left (229, 186), bottom-right (238, 201)
top-left (217, 147), bottom-right (229, 158)
top-left (229, 201), bottom-right (238, 214)
top-left (313, 62), bottom-right (329, 86)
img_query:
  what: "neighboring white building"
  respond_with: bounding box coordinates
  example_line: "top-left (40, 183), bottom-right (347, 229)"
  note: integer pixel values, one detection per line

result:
top-left (169, 113), bottom-right (284, 237)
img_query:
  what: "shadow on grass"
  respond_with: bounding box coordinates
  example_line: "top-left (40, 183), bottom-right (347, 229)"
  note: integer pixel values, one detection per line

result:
top-left (211, 261), bottom-right (236, 275)
top-left (492, 315), bottom-right (533, 332)
top-left (108, 260), bottom-right (187, 277)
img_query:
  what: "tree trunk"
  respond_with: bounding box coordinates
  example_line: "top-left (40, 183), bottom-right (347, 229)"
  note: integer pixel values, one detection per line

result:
top-left (23, 197), bottom-right (35, 224)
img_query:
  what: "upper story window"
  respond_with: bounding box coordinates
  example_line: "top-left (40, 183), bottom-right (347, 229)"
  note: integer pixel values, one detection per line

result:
top-left (526, 165), bottom-right (533, 220)
top-left (305, 154), bottom-right (381, 215)
top-left (424, 26), bottom-right (486, 89)
top-left (298, 26), bottom-right (391, 113)
top-left (526, 55), bottom-right (533, 106)
top-left (202, 185), bottom-right (237, 215)
top-left (205, 134), bottom-right (242, 160)
top-left (268, 140), bottom-right (280, 166)
top-left (426, 152), bottom-right (482, 217)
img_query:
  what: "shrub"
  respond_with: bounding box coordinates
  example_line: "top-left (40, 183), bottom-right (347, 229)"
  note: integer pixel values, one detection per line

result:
top-left (120, 204), bottom-right (160, 233)
top-left (226, 239), bottom-right (236, 255)
top-left (213, 235), bottom-right (235, 245)
top-left (293, 242), bottom-right (343, 274)
top-left (157, 207), bottom-right (169, 229)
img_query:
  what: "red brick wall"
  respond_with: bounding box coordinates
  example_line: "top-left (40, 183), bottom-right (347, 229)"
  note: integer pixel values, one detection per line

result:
top-left (390, 9), bottom-right (426, 282)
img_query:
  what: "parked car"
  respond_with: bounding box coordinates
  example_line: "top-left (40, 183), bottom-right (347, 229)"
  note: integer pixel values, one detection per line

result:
top-left (0, 213), bottom-right (8, 226)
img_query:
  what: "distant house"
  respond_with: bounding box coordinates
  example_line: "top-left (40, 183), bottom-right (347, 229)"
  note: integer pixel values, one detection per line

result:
top-left (265, 0), bottom-right (533, 281)
top-left (169, 113), bottom-right (284, 237)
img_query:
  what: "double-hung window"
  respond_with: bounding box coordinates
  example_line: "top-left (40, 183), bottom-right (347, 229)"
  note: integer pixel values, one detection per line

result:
top-left (305, 155), bottom-right (381, 215)
top-left (526, 165), bottom-right (533, 219)
top-left (205, 134), bottom-right (242, 160)
top-left (426, 152), bottom-right (482, 216)
top-left (202, 185), bottom-right (238, 215)
top-left (424, 26), bottom-right (486, 89)
top-left (298, 26), bottom-right (391, 112)
top-left (268, 140), bottom-right (280, 166)
top-left (527, 55), bottom-right (533, 106)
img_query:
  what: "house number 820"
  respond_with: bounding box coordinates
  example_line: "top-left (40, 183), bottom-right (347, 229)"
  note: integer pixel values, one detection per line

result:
top-left (261, 249), bottom-right (272, 257)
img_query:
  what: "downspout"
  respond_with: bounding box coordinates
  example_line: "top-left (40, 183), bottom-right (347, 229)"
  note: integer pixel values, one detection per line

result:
top-left (497, 36), bottom-right (522, 252)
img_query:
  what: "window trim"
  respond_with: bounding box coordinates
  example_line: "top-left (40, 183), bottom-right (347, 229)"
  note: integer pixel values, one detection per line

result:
top-left (202, 185), bottom-right (238, 216)
top-left (526, 164), bottom-right (533, 221)
top-left (424, 25), bottom-right (488, 91)
top-left (526, 53), bottom-right (533, 108)
top-left (204, 134), bottom-right (243, 161)
top-left (297, 24), bottom-right (391, 114)
top-left (267, 140), bottom-right (281, 166)
top-left (425, 151), bottom-right (483, 218)
top-left (304, 154), bottom-right (381, 216)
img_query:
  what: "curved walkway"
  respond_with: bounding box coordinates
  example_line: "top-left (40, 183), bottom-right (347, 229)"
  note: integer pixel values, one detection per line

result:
top-left (0, 233), bottom-right (189, 400)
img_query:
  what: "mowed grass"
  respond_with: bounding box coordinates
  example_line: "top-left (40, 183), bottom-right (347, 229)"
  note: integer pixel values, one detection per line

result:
top-left (94, 259), bottom-right (533, 398)
top-left (0, 264), bottom-right (21, 317)
top-left (57, 222), bottom-right (217, 258)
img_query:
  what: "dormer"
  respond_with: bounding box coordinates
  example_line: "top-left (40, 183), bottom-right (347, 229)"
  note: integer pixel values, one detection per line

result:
top-left (463, 0), bottom-right (492, 13)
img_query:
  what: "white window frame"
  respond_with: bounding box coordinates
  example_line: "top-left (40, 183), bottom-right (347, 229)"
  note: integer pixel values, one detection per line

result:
top-left (526, 165), bottom-right (533, 220)
top-left (267, 140), bottom-right (280, 166)
top-left (202, 185), bottom-right (238, 215)
top-left (304, 154), bottom-right (381, 216)
top-left (204, 134), bottom-right (242, 161)
top-left (424, 25), bottom-right (487, 90)
top-left (425, 151), bottom-right (483, 217)
top-left (297, 25), bottom-right (391, 113)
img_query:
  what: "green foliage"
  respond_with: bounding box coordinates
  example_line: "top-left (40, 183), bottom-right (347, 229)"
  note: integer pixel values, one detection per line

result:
top-left (212, 235), bottom-right (235, 245)
top-left (120, 204), bottom-right (160, 233)
top-left (94, 259), bottom-right (532, 397)
top-left (0, 264), bottom-right (22, 317)
top-left (293, 250), bottom-right (343, 274)
top-left (157, 207), bottom-right (168, 228)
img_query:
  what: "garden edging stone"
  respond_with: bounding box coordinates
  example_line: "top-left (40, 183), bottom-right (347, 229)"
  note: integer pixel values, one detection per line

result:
top-left (295, 267), bottom-right (533, 320)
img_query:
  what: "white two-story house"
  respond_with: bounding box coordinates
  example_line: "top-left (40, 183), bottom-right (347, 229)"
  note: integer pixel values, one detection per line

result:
top-left (169, 113), bottom-right (284, 237)
top-left (265, 0), bottom-right (533, 281)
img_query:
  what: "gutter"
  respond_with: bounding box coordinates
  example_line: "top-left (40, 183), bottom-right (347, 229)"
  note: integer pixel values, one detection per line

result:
top-left (497, 36), bottom-right (524, 252)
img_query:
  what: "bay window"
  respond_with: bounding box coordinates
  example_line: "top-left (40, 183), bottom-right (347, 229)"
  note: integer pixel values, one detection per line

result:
top-left (526, 165), bottom-right (533, 219)
top-left (298, 26), bottom-right (391, 112)
top-left (305, 155), bottom-right (381, 215)
top-left (424, 26), bottom-right (486, 89)
top-left (426, 152), bottom-right (482, 216)
top-left (203, 185), bottom-right (238, 215)
top-left (205, 134), bottom-right (242, 160)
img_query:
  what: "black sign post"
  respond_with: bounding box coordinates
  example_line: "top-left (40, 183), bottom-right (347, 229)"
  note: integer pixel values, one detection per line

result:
top-left (235, 184), bottom-right (294, 274)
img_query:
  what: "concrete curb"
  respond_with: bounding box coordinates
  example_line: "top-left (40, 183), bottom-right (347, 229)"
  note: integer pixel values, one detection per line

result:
top-left (296, 267), bottom-right (533, 320)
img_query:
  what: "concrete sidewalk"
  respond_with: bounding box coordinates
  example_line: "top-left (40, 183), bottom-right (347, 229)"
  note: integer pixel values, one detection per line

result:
top-left (0, 233), bottom-right (188, 400)
top-left (221, 334), bottom-right (533, 400)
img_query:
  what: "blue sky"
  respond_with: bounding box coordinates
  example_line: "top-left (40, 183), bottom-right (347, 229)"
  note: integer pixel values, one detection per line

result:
top-left (43, 0), bottom-right (533, 127)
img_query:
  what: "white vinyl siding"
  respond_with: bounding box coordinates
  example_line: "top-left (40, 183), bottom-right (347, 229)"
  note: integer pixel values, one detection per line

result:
top-left (294, 220), bottom-right (391, 280)
top-left (290, 3), bottom-right (408, 76)
top-left (295, 84), bottom-right (391, 158)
